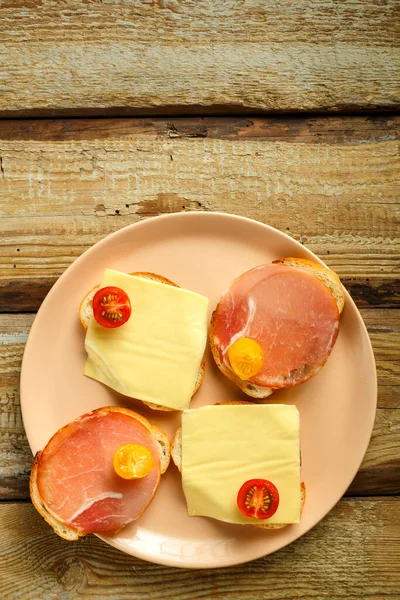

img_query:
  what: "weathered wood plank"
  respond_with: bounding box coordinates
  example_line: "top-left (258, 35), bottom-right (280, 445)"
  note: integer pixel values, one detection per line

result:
top-left (0, 1), bottom-right (399, 116)
top-left (1, 499), bottom-right (399, 599)
top-left (348, 409), bottom-right (400, 495)
top-left (1, 273), bottom-right (399, 313)
top-left (0, 115), bottom-right (399, 143)
top-left (361, 309), bottom-right (400, 389)
top-left (0, 311), bottom-right (398, 500)
top-left (1, 117), bottom-right (399, 310)
top-left (0, 314), bottom-right (33, 499)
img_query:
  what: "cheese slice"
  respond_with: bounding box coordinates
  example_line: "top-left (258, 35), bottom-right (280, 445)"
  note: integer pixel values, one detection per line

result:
top-left (181, 404), bottom-right (301, 525)
top-left (84, 269), bottom-right (209, 410)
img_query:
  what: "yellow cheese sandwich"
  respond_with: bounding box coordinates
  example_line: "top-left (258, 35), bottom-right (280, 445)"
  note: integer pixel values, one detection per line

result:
top-left (80, 270), bottom-right (209, 411)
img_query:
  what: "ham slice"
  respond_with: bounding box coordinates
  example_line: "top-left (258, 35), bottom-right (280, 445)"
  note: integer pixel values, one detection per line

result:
top-left (212, 263), bottom-right (340, 388)
top-left (36, 408), bottom-right (161, 534)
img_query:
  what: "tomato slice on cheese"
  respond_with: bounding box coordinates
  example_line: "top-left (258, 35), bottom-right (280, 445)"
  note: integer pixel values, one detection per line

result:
top-left (92, 286), bottom-right (131, 328)
top-left (237, 479), bottom-right (280, 520)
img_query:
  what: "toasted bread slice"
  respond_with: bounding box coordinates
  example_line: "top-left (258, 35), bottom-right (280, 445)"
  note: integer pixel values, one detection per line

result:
top-left (209, 257), bottom-right (345, 399)
top-left (171, 403), bottom-right (305, 530)
top-left (80, 272), bottom-right (206, 411)
top-left (30, 406), bottom-right (170, 541)
top-left (171, 421), bottom-right (183, 471)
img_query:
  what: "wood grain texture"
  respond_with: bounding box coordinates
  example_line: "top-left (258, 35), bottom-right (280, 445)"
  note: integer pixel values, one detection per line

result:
top-left (349, 408), bottom-right (400, 495)
top-left (0, 314), bottom-right (33, 499)
top-left (1, 499), bottom-right (399, 599)
top-left (0, 310), bottom-right (398, 500)
top-left (1, 116), bottom-right (399, 311)
top-left (0, 115), bottom-right (399, 143)
top-left (0, 1), bottom-right (399, 116)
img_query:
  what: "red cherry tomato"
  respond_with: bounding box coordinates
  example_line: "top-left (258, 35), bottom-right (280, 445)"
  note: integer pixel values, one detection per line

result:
top-left (237, 479), bottom-right (279, 520)
top-left (92, 286), bottom-right (131, 328)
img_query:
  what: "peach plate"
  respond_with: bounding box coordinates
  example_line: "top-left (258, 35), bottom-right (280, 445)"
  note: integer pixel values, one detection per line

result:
top-left (20, 212), bottom-right (377, 569)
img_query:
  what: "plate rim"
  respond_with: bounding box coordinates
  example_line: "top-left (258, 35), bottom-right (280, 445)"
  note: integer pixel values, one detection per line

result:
top-left (20, 211), bottom-right (377, 568)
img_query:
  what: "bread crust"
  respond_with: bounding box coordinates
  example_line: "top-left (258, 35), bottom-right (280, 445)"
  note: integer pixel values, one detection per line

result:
top-left (30, 406), bottom-right (170, 540)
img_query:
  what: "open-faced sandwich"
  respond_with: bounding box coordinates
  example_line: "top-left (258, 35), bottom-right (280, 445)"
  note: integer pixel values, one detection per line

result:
top-left (80, 270), bottom-right (209, 411)
top-left (209, 257), bottom-right (345, 398)
top-left (30, 406), bottom-right (170, 540)
top-left (172, 402), bottom-right (305, 529)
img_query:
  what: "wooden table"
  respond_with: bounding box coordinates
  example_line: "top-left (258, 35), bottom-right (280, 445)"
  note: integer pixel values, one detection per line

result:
top-left (1, 2), bottom-right (399, 599)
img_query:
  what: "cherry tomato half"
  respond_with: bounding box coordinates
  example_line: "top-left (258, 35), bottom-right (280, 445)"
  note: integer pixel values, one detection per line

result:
top-left (228, 337), bottom-right (264, 380)
top-left (237, 479), bottom-right (279, 520)
top-left (113, 444), bottom-right (154, 480)
top-left (92, 286), bottom-right (131, 328)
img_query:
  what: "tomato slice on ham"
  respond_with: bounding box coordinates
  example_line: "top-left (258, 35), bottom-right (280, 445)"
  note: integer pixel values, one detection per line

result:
top-left (237, 479), bottom-right (279, 520)
top-left (228, 337), bottom-right (264, 380)
top-left (113, 444), bottom-right (154, 480)
top-left (92, 286), bottom-right (131, 328)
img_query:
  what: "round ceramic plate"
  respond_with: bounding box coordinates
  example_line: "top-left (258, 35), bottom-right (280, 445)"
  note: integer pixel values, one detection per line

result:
top-left (21, 212), bottom-right (377, 568)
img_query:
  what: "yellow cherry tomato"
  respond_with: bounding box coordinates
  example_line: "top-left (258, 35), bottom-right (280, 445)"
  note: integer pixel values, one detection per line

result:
top-left (113, 444), bottom-right (154, 480)
top-left (228, 337), bottom-right (264, 380)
